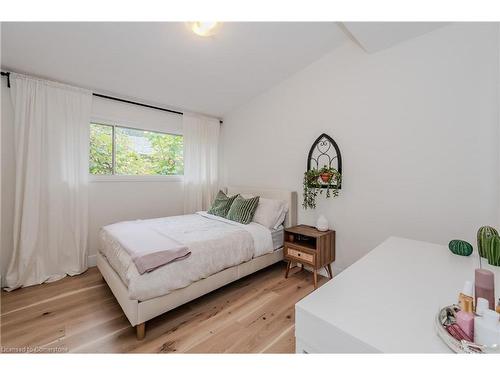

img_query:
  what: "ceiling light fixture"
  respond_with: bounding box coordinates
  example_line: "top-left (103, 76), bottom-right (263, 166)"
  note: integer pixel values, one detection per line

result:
top-left (188, 22), bottom-right (221, 37)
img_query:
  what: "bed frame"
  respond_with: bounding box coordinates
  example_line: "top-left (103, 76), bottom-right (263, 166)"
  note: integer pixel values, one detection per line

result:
top-left (97, 186), bottom-right (297, 340)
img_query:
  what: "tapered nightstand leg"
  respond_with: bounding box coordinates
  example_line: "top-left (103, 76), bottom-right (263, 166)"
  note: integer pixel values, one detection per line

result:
top-left (313, 269), bottom-right (318, 289)
top-left (327, 264), bottom-right (333, 279)
top-left (285, 260), bottom-right (291, 278)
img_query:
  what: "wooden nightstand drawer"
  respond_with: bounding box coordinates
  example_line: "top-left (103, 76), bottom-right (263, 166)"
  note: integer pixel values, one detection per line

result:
top-left (286, 247), bottom-right (314, 264)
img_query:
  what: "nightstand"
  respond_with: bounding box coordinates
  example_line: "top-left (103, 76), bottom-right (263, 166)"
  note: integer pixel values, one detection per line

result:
top-left (284, 224), bottom-right (335, 289)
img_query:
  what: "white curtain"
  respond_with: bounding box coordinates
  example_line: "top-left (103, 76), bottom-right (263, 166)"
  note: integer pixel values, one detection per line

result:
top-left (5, 74), bottom-right (92, 291)
top-left (183, 113), bottom-right (220, 214)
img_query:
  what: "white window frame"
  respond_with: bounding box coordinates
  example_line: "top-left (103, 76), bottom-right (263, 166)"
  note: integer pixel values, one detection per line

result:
top-left (89, 122), bottom-right (184, 183)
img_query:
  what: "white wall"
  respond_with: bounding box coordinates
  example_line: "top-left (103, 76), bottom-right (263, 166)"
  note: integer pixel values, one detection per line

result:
top-left (0, 89), bottom-right (185, 284)
top-left (221, 23), bottom-right (500, 273)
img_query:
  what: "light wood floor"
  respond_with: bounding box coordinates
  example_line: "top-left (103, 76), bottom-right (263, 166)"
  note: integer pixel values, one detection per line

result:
top-left (0, 262), bottom-right (325, 353)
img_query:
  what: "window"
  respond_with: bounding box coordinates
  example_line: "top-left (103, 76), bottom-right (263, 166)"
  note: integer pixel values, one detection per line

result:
top-left (89, 123), bottom-right (113, 175)
top-left (89, 123), bottom-right (183, 176)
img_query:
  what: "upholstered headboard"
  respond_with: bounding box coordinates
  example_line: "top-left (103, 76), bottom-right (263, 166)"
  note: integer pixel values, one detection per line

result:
top-left (225, 186), bottom-right (297, 228)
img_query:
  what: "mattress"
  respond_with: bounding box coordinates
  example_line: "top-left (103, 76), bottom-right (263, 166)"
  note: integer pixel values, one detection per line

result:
top-left (99, 212), bottom-right (276, 301)
top-left (271, 228), bottom-right (284, 249)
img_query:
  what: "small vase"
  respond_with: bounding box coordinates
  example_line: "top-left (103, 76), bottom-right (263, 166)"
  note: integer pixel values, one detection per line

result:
top-left (316, 215), bottom-right (329, 231)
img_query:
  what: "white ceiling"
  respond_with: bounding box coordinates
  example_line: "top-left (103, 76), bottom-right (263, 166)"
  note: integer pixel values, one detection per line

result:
top-left (1, 22), bottom-right (348, 117)
top-left (343, 22), bottom-right (448, 53)
top-left (1, 22), bottom-right (447, 118)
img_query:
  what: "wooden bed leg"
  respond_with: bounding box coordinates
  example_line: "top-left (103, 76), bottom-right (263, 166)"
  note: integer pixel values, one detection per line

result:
top-left (136, 322), bottom-right (146, 340)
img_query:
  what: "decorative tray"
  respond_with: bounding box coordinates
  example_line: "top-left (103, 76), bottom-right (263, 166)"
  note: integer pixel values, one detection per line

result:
top-left (435, 305), bottom-right (499, 354)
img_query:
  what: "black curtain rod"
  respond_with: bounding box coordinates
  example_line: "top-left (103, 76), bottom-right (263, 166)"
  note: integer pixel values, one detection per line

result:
top-left (93, 93), bottom-right (184, 116)
top-left (1, 71), bottom-right (10, 88)
top-left (1, 71), bottom-right (223, 124)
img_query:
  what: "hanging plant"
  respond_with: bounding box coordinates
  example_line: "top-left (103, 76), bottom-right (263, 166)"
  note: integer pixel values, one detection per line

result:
top-left (303, 166), bottom-right (341, 209)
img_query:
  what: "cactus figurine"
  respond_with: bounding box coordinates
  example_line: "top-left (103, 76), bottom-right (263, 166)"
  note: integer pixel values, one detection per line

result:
top-left (477, 226), bottom-right (499, 258)
top-left (487, 235), bottom-right (500, 266)
top-left (448, 240), bottom-right (473, 256)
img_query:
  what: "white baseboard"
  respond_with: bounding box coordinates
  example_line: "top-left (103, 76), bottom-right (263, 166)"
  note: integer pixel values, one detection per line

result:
top-left (87, 254), bottom-right (97, 267)
top-left (332, 264), bottom-right (344, 275)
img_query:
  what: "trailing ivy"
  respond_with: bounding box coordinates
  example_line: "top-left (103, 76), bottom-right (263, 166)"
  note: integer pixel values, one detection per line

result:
top-left (302, 166), bottom-right (341, 209)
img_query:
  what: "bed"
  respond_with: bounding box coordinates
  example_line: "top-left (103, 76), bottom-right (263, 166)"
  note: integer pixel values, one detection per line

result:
top-left (96, 186), bottom-right (297, 339)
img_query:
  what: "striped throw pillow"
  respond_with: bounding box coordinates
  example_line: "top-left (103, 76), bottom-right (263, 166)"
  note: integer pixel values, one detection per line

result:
top-left (226, 195), bottom-right (260, 224)
top-left (207, 191), bottom-right (238, 218)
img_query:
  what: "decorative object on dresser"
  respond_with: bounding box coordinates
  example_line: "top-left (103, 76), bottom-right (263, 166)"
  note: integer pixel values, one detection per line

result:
top-left (283, 224), bottom-right (335, 289)
top-left (448, 239), bottom-right (473, 256)
top-left (303, 133), bottom-right (342, 209)
top-left (477, 226), bottom-right (498, 259)
top-left (487, 234), bottom-right (500, 266)
top-left (316, 214), bottom-right (329, 232)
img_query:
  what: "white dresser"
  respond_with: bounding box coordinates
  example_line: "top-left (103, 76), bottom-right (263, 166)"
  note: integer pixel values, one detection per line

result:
top-left (295, 237), bottom-right (500, 353)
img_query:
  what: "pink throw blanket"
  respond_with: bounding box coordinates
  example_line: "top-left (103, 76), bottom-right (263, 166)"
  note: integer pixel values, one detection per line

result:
top-left (104, 221), bottom-right (190, 274)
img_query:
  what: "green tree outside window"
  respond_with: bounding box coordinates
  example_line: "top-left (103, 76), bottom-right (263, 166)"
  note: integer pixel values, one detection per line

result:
top-left (89, 123), bottom-right (183, 176)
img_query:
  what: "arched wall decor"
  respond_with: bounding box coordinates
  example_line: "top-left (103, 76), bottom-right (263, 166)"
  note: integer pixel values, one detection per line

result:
top-left (306, 133), bottom-right (342, 189)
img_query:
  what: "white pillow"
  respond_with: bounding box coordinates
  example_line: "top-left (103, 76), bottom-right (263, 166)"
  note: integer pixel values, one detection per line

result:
top-left (242, 195), bottom-right (288, 229)
top-left (272, 206), bottom-right (288, 229)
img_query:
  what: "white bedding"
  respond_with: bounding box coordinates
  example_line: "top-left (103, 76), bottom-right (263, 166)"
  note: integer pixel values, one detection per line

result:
top-left (99, 212), bottom-right (273, 301)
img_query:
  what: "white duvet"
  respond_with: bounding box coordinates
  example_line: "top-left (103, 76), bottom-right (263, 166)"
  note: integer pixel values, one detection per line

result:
top-left (99, 212), bottom-right (273, 301)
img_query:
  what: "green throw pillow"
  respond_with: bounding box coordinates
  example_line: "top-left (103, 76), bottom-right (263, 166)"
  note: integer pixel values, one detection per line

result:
top-left (207, 191), bottom-right (238, 217)
top-left (226, 195), bottom-right (260, 224)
